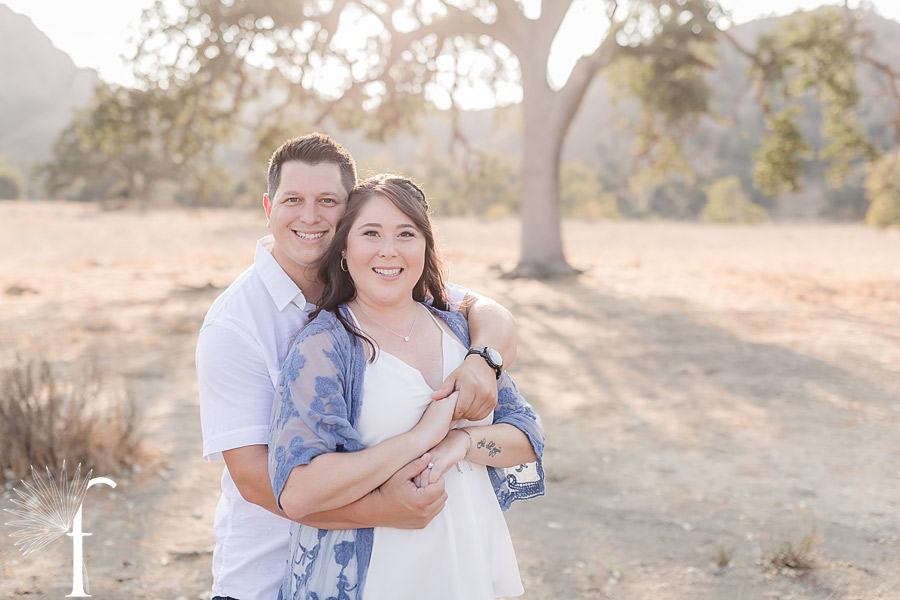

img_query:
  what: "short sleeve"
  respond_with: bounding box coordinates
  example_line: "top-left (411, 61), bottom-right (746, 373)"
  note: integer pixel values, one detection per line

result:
top-left (268, 319), bottom-right (365, 510)
top-left (489, 372), bottom-right (546, 510)
top-left (444, 281), bottom-right (469, 310)
top-left (196, 322), bottom-right (275, 461)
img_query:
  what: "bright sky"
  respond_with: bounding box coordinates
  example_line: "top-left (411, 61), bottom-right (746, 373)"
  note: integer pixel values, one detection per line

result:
top-left (3, 0), bottom-right (899, 108)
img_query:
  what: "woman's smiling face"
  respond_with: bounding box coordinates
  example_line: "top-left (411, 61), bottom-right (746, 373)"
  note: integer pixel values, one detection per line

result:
top-left (343, 194), bottom-right (426, 308)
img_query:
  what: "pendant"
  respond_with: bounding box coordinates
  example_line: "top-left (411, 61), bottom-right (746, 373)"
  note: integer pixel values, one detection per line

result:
top-left (403, 336), bottom-right (410, 342)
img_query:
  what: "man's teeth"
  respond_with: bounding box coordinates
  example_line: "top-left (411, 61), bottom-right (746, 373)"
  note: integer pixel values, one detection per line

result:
top-left (374, 268), bottom-right (402, 276)
top-left (293, 231), bottom-right (325, 240)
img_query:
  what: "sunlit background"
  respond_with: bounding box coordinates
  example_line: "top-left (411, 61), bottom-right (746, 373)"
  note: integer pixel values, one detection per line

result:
top-left (4, 0), bottom-right (900, 108)
top-left (2, 1), bottom-right (900, 598)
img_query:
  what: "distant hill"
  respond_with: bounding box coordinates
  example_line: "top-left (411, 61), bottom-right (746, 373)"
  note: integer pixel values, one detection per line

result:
top-left (0, 4), bottom-right (100, 183)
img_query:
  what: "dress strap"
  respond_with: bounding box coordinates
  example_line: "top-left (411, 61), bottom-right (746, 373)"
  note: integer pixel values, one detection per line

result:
top-left (345, 304), bottom-right (362, 328)
top-left (425, 304), bottom-right (469, 352)
top-left (421, 302), bottom-right (446, 330)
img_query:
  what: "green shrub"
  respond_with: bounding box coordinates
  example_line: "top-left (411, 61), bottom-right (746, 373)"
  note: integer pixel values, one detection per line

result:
top-left (0, 163), bottom-right (25, 200)
top-left (562, 161), bottom-right (621, 220)
top-left (702, 176), bottom-right (768, 224)
top-left (864, 152), bottom-right (900, 228)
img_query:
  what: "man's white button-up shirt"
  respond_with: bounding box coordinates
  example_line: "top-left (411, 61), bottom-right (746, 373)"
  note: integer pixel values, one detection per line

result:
top-left (196, 236), bottom-right (314, 600)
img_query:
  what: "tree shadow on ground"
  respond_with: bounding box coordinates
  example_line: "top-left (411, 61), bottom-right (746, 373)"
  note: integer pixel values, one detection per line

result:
top-left (482, 274), bottom-right (900, 599)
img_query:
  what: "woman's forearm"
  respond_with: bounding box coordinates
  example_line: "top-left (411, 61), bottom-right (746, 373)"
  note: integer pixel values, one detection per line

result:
top-left (460, 423), bottom-right (537, 468)
top-left (279, 393), bottom-right (457, 520)
top-left (280, 430), bottom-right (427, 520)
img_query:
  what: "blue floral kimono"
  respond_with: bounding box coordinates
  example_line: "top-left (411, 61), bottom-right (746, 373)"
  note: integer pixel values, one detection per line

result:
top-left (268, 304), bottom-right (545, 600)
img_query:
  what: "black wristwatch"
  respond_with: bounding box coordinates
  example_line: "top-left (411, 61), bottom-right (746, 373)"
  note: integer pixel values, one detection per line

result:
top-left (466, 346), bottom-right (503, 379)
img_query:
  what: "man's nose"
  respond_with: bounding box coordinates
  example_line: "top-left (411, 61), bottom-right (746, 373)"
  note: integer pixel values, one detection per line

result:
top-left (299, 201), bottom-right (320, 223)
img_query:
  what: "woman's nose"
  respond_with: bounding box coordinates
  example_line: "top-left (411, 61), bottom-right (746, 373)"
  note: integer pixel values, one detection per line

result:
top-left (378, 239), bottom-right (397, 257)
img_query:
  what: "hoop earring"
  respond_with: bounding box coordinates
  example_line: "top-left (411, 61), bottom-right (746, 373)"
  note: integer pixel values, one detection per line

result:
top-left (340, 257), bottom-right (349, 272)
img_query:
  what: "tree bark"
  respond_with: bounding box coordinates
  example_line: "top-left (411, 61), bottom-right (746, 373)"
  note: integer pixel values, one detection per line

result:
top-left (505, 39), bottom-right (579, 279)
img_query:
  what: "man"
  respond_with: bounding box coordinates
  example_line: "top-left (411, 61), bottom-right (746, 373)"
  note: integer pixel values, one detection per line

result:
top-left (196, 133), bottom-right (517, 600)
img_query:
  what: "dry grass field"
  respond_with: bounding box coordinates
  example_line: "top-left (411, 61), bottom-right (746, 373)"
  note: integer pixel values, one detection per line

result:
top-left (1, 201), bottom-right (899, 599)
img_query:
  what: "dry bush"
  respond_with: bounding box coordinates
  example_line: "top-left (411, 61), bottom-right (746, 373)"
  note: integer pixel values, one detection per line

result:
top-left (766, 528), bottom-right (821, 572)
top-left (714, 544), bottom-right (735, 569)
top-left (0, 356), bottom-right (142, 482)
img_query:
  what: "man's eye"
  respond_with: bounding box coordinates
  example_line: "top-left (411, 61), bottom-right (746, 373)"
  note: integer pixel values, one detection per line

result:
top-left (284, 197), bottom-right (300, 204)
top-left (320, 197), bottom-right (336, 204)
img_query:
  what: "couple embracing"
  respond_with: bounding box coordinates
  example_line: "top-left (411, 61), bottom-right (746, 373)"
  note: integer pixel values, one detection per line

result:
top-left (196, 133), bottom-right (545, 600)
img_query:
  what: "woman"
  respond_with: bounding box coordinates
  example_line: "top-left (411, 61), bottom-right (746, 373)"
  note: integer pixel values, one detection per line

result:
top-left (268, 174), bottom-right (544, 600)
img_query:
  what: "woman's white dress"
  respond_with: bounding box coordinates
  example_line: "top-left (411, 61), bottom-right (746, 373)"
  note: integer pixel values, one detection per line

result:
top-left (350, 308), bottom-right (524, 600)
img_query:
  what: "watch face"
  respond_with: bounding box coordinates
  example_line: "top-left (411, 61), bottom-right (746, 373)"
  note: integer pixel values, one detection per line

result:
top-left (485, 347), bottom-right (502, 367)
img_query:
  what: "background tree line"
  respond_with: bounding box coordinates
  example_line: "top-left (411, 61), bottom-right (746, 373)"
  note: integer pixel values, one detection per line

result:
top-left (12, 1), bottom-right (900, 277)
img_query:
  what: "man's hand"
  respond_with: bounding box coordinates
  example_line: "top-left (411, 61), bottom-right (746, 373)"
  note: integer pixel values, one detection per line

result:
top-left (431, 355), bottom-right (497, 422)
top-left (373, 454), bottom-right (447, 529)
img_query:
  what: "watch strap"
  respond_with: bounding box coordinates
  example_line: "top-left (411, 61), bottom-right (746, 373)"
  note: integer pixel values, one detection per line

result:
top-left (466, 347), bottom-right (502, 379)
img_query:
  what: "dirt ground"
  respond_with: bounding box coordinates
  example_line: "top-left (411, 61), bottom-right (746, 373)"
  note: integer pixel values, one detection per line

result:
top-left (1, 201), bottom-right (899, 600)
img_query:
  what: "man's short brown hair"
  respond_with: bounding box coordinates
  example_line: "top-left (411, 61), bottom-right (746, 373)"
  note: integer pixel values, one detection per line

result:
top-left (267, 133), bottom-right (357, 198)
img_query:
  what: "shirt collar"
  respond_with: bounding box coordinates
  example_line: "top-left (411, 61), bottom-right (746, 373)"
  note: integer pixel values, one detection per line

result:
top-left (255, 236), bottom-right (308, 311)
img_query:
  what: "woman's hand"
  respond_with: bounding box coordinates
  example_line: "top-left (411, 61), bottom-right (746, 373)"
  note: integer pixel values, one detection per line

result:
top-left (414, 429), bottom-right (471, 489)
top-left (411, 392), bottom-right (458, 450)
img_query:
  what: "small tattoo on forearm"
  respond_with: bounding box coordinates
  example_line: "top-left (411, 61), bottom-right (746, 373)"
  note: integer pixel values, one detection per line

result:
top-left (477, 438), bottom-right (501, 457)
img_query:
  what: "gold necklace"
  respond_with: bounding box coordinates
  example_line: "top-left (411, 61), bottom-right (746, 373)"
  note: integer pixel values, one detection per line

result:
top-left (354, 302), bottom-right (420, 342)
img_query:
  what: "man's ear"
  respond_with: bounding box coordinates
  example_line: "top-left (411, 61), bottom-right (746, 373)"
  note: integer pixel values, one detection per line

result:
top-left (263, 193), bottom-right (273, 228)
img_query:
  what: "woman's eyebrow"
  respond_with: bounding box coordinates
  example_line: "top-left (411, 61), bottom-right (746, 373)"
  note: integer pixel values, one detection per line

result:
top-left (355, 222), bottom-right (416, 229)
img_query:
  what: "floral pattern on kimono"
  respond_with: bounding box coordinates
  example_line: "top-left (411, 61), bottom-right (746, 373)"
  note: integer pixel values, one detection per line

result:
top-left (269, 304), bottom-right (545, 600)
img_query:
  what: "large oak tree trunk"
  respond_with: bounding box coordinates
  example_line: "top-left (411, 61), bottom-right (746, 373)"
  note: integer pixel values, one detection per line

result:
top-left (506, 56), bottom-right (579, 279)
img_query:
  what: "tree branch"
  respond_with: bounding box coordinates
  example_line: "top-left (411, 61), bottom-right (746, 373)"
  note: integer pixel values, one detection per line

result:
top-left (442, 2), bottom-right (517, 49)
top-left (555, 28), bottom-right (621, 137)
top-left (719, 27), bottom-right (776, 114)
top-left (539, 0), bottom-right (573, 46)
top-left (859, 47), bottom-right (900, 145)
top-left (493, 0), bottom-right (527, 31)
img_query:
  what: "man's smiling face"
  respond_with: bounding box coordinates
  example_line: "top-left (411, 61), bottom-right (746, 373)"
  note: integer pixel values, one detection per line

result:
top-left (263, 161), bottom-right (349, 285)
